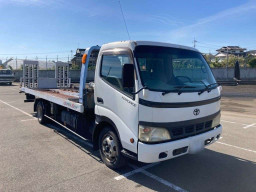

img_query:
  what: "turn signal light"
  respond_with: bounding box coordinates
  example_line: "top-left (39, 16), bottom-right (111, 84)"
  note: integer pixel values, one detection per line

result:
top-left (82, 54), bottom-right (87, 64)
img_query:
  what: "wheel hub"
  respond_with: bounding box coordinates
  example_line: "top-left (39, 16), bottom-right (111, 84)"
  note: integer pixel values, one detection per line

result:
top-left (37, 105), bottom-right (42, 121)
top-left (102, 135), bottom-right (117, 162)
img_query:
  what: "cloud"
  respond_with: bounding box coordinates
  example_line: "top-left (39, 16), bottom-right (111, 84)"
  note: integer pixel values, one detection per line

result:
top-left (169, 0), bottom-right (256, 39)
top-left (150, 15), bottom-right (184, 26)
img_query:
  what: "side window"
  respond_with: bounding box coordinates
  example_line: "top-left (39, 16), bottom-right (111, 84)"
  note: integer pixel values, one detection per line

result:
top-left (101, 54), bottom-right (134, 95)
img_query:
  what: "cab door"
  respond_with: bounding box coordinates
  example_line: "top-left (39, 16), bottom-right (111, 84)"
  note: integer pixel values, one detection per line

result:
top-left (95, 48), bottom-right (138, 153)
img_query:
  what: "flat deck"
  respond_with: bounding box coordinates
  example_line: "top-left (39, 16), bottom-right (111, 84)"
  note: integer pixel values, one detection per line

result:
top-left (21, 87), bottom-right (84, 113)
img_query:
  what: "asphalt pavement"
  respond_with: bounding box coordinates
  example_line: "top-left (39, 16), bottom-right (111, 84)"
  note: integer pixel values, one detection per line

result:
top-left (0, 84), bottom-right (255, 192)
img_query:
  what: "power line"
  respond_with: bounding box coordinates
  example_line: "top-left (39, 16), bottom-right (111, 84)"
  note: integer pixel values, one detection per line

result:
top-left (197, 45), bottom-right (218, 49)
top-left (197, 41), bottom-right (222, 48)
top-left (0, 50), bottom-right (71, 56)
top-left (118, 0), bottom-right (131, 40)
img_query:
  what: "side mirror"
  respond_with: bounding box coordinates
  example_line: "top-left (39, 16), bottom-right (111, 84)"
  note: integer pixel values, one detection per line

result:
top-left (122, 64), bottom-right (135, 88)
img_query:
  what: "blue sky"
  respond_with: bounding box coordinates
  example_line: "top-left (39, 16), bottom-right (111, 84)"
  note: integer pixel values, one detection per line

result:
top-left (0, 0), bottom-right (256, 61)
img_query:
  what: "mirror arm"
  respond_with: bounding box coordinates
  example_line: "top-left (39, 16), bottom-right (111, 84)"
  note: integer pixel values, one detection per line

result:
top-left (132, 86), bottom-right (148, 95)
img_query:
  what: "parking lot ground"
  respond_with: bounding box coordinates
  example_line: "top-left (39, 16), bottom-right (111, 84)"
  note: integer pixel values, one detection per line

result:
top-left (0, 84), bottom-right (255, 192)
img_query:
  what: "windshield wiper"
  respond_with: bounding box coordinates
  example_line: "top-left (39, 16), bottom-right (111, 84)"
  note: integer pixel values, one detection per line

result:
top-left (198, 82), bottom-right (219, 95)
top-left (162, 85), bottom-right (196, 96)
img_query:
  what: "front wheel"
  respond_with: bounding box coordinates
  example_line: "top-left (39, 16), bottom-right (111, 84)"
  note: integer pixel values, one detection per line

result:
top-left (99, 127), bottom-right (126, 169)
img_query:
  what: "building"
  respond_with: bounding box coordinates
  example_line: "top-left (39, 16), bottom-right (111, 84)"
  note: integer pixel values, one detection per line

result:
top-left (216, 46), bottom-right (247, 56)
top-left (71, 48), bottom-right (86, 69)
top-left (215, 46), bottom-right (247, 61)
top-left (246, 50), bottom-right (256, 56)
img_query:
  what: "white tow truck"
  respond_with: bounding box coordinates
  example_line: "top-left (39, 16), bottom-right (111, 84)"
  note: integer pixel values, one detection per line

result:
top-left (20, 41), bottom-right (222, 169)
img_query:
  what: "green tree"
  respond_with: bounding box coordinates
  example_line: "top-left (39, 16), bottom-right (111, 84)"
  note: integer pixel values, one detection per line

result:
top-left (249, 58), bottom-right (256, 68)
top-left (210, 57), bottom-right (223, 68)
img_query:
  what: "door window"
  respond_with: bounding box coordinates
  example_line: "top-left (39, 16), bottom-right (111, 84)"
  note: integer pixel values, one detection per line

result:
top-left (101, 54), bottom-right (134, 95)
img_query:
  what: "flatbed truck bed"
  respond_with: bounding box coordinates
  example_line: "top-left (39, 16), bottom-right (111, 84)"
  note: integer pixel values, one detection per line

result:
top-left (21, 87), bottom-right (84, 113)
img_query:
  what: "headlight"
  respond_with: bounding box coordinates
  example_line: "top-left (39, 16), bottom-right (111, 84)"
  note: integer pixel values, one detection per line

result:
top-left (139, 125), bottom-right (171, 142)
top-left (212, 113), bottom-right (221, 128)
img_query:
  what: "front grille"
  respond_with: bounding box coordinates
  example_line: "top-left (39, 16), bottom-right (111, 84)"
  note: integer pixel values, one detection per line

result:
top-left (172, 128), bottom-right (183, 136)
top-left (185, 125), bottom-right (194, 133)
top-left (0, 76), bottom-right (14, 80)
top-left (169, 120), bottom-right (213, 140)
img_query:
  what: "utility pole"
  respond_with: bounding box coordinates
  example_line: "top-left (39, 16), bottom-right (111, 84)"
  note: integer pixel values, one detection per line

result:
top-left (244, 53), bottom-right (247, 68)
top-left (16, 57), bottom-right (17, 70)
top-left (193, 38), bottom-right (197, 48)
top-left (226, 47), bottom-right (229, 79)
top-left (57, 55), bottom-right (58, 62)
top-left (68, 56), bottom-right (69, 64)
top-left (46, 56), bottom-right (48, 69)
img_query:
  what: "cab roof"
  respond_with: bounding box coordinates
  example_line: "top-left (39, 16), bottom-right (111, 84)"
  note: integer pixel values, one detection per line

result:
top-left (101, 40), bottom-right (199, 52)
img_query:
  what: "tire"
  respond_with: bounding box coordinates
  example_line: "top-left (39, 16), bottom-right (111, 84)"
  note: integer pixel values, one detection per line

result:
top-left (99, 127), bottom-right (126, 169)
top-left (36, 101), bottom-right (47, 124)
top-left (9, 82), bottom-right (12, 85)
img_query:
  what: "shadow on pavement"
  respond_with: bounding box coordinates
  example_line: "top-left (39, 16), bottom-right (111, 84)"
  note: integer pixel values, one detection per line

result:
top-left (42, 121), bottom-right (256, 192)
top-left (0, 83), bottom-right (17, 86)
top-left (43, 121), bottom-right (138, 175)
top-left (130, 149), bottom-right (256, 192)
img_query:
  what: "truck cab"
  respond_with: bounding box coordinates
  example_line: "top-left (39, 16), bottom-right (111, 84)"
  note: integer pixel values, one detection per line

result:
top-left (93, 41), bottom-right (222, 167)
top-left (0, 69), bottom-right (15, 85)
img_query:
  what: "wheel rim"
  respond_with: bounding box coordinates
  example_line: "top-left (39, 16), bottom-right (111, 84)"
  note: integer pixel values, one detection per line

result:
top-left (102, 134), bottom-right (118, 163)
top-left (37, 105), bottom-right (43, 121)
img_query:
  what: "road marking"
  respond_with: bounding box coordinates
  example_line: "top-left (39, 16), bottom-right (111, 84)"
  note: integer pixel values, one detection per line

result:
top-left (129, 164), bottom-right (188, 192)
top-left (221, 120), bottom-right (236, 124)
top-left (221, 119), bottom-right (256, 128)
top-left (114, 163), bottom-right (159, 181)
top-left (7, 101), bottom-right (16, 104)
top-left (0, 98), bottom-right (93, 148)
top-left (216, 141), bottom-right (256, 154)
top-left (21, 118), bottom-right (37, 122)
top-left (0, 99), bottom-right (35, 118)
top-left (243, 123), bottom-right (256, 129)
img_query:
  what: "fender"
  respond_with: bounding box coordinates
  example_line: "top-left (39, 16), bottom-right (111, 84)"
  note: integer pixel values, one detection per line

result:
top-left (92, 115), bottom-right (121, 150)
top-left (34, 99), bottom-right (50, 115)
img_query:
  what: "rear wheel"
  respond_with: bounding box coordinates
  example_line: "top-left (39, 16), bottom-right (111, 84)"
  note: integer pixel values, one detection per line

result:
top-left (99, 127), bottom-right (126, 169)
top-left (36, 102), bottom-right (47, 124)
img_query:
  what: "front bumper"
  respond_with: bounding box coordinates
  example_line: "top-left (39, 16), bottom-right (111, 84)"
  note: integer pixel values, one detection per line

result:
top-left (138, 125), bottom-right (222, 163)
top-left (0, 80), bottom-right (13, 83)
top-left (0, 78), bottom-right (15, 83)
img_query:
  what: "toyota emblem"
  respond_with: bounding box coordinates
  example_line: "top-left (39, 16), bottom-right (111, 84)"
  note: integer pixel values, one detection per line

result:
top-left (193, 108), bottom-right (200, 116)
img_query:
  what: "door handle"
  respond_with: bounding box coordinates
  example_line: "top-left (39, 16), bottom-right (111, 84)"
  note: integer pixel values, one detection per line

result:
top-left (97, 97), bottom-right (104, 104)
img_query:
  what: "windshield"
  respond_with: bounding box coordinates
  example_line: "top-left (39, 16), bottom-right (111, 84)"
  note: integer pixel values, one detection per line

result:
top-left (0, 70), bottom-right (12, 75)
top-left (134, 45), bottom-right (217, 92)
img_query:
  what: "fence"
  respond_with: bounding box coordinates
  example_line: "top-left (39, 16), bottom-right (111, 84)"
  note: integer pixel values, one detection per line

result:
top-left (211, 67), bottom-right (256, 81)
top-left (13, 70), bottom-right (94, 83)
top-left (13, 67), bottom-right (256, 82)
